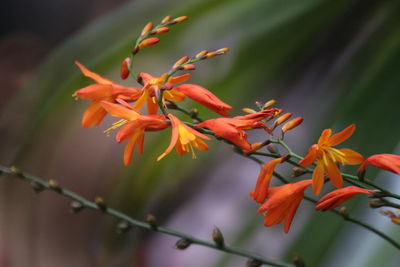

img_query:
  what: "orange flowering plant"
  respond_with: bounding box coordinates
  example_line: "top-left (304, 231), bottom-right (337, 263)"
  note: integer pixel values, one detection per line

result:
top-left (3, 14), bottom-right (400, 266)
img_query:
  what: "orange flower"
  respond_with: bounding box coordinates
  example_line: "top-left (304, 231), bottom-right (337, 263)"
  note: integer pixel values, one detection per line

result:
top-left (299, 124), bottom-right (364, 195)
top-left (316, 186), bottom-right (373, 211)
top-left (134, 72), bottom-right (189, 114)
top-left (195, 109), bottom-right (275, 152)
top-left (358, 154), bottom-right (400, 177)
top-left (101, 101), bottom-right (169, 165)
top-left (73, 61), bottom-right (141, 127)
top-left (157, 114), bottom-right (211, 161)
top-left (250, 157), bottom-right (284, 204)
top-left (258, 180), bottom-right (312, 233)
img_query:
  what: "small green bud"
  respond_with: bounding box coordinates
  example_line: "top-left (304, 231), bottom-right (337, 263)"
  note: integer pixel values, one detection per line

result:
top-left (212, 227), bottom-right (225, 248)
top-left (95, 197), bottom-right (107, 211)
top-left (146, 214), bottom-right (158, 230)
top-left (116, 220), bottom-right (132, 234)
top-left (70, 201), bottom-right (84, 214)
top-left (175, 239), bottom-right (191, 250)
top-left (246, 259), bottom-right (262, 267)
top-left (48, 179), bottom-right (62, 192)
top-left (293, 254), bottom-right (306, 267)
top-left (10, 166), bottom-right (23, 178)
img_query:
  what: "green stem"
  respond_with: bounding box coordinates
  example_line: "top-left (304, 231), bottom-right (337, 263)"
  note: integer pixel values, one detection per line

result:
top-left (0, 165), bottom-right (292, 267)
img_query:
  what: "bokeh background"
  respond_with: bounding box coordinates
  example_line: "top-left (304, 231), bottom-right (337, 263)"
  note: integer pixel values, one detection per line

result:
top-left (1, 0), bottom-right (400, 266)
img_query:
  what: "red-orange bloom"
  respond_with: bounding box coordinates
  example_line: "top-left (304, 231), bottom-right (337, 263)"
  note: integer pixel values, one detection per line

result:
top-left (195, 109), bottom-right (275, 152)
top-left (101, 101), bottom-right (169, 165)
top-left (316, 186), bottom-right (373, 211)
top-left (73, 61), bottom-right (141, 127)
top-left (258, 180), bottom-right (312, 233)
top-left (157, 114), bottom-right (211, 161)
top-left (250, 157), bottom-right (284, 204)
top-left (358, 154), bottom-right (400, 176)
top-left (299, 124), bottom-right (364, 195)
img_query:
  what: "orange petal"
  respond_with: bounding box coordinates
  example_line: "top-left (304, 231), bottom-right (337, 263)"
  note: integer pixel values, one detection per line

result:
top-left (168, 73), bottom-right (191, 84)
top-left (284, 197), bottom-right (303, 233)
top-left (316, 186), bottom-right (373, 211)
top-left (147, 96), bottom-right (159, 115)
top-left (82, 102), bottom-right (107, 128)
top-left (359, 153), bottom-right (400, 175)
top-left (75, 61), bottom-right (112, 85)
top-left (123, 137), bottom-right (136, 166)
top-left (252, 158), bottom-right (282, 204)
top-left (312, 161), bottom-right (325, 195)
top-left (174, 84), bottom-right (232, 116)
top-left (157, 116), bottom-right (179, 161)
top-left (74, 84), bottom-right (113, 100)
top-left (318, 129), bottom-right (332, 145)
top-left (339, 148), bottom-right (364, 165)
top-left (327, 124), bottom-right (355, 146)
top-left (324, 155), bottom-right (343, 188)
top-left (299, 144), bottom-right (318, 166)
top-left (100, 101), bottom-right (141, 121)
top-left (164, 89), bottom-right (185, 102)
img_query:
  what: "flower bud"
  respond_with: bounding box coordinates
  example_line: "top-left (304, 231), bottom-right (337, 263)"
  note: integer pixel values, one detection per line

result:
top-left (216, 47), bottom-right (230, 54)
top-left (246, 259), bottom-right (262, 267)
top-left (242, 108), bottom-right (256, 114)
top-left (175, 239), bottom-right (191, 250)
top-left (151, 27), bottom-right (169, 35)
top-left (274, 113), bottom-right (292, 126)
top-left (263, 99), bottom-right (276, 109)
top-left (116, 220), bottom-right (132, 234)
top-left (369, 199), bottom-right (386, 208)
top-left (138, 37), bottom-right (160, 49)
top-left (48, 179), bottom-right (62, 192)
top-left (292, 254), bottom-right (306, 267)
top-left (120, 57), bottom-right (131, 80)
top-left (370, 191), bottom-right (388, 198)
top-left (195, 50), bottom-right (208, 58)
top-left (146, 214), bottom-right (158, 230)
top-left (171, 16), bottom-right (188, 24)
top-left (206, 52), bottom-right (218, 59)
top-left (10, 166), bottom-right (23, 178)
top-left (267, 144), bottom-right (279, 155)
top-left (141, 22), bottom-right (153, 36)
top-left (173, 56), bottom-right (190, 68)
top-left (212, 227), bottom-right (225, 248)
top-left (95, 196), bottom-right (107, 211)
top-left (161, 15), bottom-right (171, 24)
top-left (292, 167), bottom-right (307, 177)
top-left (282, 117), bottom-right (303, 133)
top-left (70, 201), bottom-right (84, 214)
top-left (339, 207), bottom-right (349, 216)
top-left (179, 64), bottom-right (196, 71)
top-left (273, 109), bottom-right (283, 117)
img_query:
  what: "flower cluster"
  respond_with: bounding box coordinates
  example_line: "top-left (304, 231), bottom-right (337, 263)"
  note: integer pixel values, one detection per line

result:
top-left (73, 15), bottom-right (400, 235)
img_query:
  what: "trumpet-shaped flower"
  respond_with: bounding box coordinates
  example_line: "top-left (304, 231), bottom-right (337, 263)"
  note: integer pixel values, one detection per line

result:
top-left (73, 61), bottom-right (141, 127)
top-left (299, 124), bottom-right (364, 195)
top-left (101, 101), bottom-right (169, 165)
top-left (258, 179), bottom-right (312, 233)
top-left (195, 109), bottom-right (275, 152)
top-left (358, 154), bottom-right (400, 176)
top-left (316, 186), bottom-right (373, 211)
top-left (135, 72), bottom-right (232, 116)
top-left (250, 157), bottom-right (284, 204)
top-left (157, 114), bottom-right (210, 161)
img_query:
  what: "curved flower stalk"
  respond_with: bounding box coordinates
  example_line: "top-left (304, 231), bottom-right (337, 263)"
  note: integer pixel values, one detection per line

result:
top-left (299, 124), bottom-right (364, 195)
top-left (73, 61), bottom-right (141, 127)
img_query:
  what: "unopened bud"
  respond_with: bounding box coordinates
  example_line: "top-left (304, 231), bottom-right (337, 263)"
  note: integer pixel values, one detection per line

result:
top-left (175, 239), bottom-right (191, 250)
top-left (267, 144), bottom-right (279, 155)
top-left (189, 108), bottom-right (199, 118)
top-left (292, 254), bottom-right (306, 267)
top-left (339, 207), bottom-right (349, 216)
top-left (274, 113), bottom-right (292, 126)
top-left (380, 210), bottom-right (396, 219)
top-left (263, 99), bottom-right (276, 109)
top-left (392, 217), bottom-right (400, 225)
top-left (216, 47), bottom-right (230, 54)
top-left (146, 214), bottom-right (158, 230)
top-left (10, 166), bottom-right (23, 178)
top-left (161, 15), bottom-right (171, 24)
top-left (48, 179), bottom-right (62, 192)
top-left (138, 37), bottom-right (160, 49)
top-left (30, 181), bottom-right (44, 193)
top-left (250, 142), bottom-right (265, 152)
top-left (273, 109), bottom-right (283, 117)
top-left (370, 191), bottom-right (388, 198)
top-left (179, 64), bottom-right (196, 71)
top-left (195, 50), bottom-right (208, 58)
top-left (151, 27), bottom-right (169, 35)
top-left (369, 199), bottom-right (386, 208)
top-left (292, 167), bottom-right (307, 177)
top-left (212, 227), bottom-right (225, 248)
top-left (141, 22), bottom-right (153, 36)
top-left (282, 117), bottom-right (304, 133)
top-left (206, 52), bottom-right (218, 59)
top-left (242, 108), bottom-right (256, 114)
top-left (172, 16), bottom-right (188, 24)
top-left (173, 56), bottom-right (190, 68)
top-left (116, 220), bottom-right (132, 234)
top-left (95, 196), bottom-right (107, 211)
top-left (70, 201), bottom-right (84, 213)
top-left (246, 259), bottom-right (262, 267)
top-left (120, 57), bottom-right (131, 80)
